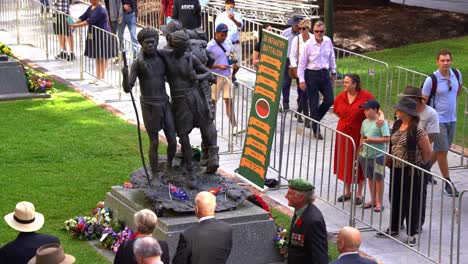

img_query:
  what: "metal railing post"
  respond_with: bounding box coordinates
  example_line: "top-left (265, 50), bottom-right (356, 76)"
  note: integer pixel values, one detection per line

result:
top-left (15, 0), bottom-right (20, 44)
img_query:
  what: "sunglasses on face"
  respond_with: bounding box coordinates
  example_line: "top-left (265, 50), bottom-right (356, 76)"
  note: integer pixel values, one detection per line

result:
top-left (299, 27), bottom-right (308, 31)
top-left (314, 30), bottom-right (324, 33)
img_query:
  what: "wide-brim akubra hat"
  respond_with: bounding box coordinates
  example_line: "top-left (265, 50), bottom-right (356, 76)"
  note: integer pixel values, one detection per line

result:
top-left (394, 97), bottom-right (419, 117)
top-left (27, 244), bottom-right (75, 264)
top-left (4, 201), bottom-right (44, 232)
top-left (287, 15), bottom-right (304, 26)
top-left (397, 86), bottom-right (424, 99)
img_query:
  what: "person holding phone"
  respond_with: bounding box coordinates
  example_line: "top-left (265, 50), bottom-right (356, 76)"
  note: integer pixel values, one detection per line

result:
top-left (215, 0), bottom-right (243, 71)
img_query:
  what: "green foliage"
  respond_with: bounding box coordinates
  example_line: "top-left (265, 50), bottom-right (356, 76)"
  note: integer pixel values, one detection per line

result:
top-left (337, 37), bottom-right (468, 147)
top-left (0, 82), bottom-right (164, 263)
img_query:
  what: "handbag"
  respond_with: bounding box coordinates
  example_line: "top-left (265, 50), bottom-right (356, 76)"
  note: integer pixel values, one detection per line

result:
top-left (287, 35), bottom-right (300, 79)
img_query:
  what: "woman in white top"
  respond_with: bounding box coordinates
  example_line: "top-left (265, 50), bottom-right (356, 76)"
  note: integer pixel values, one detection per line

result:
top-left (289, 19), bottom-right (312, 126)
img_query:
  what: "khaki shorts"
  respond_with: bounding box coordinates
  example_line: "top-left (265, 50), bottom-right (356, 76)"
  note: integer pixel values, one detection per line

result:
top-left (212, 75), bottom-right (232, 101)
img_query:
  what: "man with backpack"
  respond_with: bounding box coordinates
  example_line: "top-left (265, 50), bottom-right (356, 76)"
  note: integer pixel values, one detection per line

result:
top-left (422, 49), bottom-right (463, 197)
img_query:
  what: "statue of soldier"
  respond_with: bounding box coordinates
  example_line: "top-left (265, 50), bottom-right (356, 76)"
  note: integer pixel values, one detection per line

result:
top-left (121, 27), bottom-right (177, 179)
top-left (162, 19), bottom-right (217, 168)
top-left (159, 30), bottom-right (219, 188)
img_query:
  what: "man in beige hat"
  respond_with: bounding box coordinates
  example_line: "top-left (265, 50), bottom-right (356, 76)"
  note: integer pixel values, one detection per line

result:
top-left (0, 201), bottom-right (60, 264)
top-left (28, 243), bottom-right (75, 264)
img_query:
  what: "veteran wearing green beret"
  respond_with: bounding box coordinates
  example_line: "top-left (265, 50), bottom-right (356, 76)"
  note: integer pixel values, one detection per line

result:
top-left (285, 179), bottom-right (328, 264)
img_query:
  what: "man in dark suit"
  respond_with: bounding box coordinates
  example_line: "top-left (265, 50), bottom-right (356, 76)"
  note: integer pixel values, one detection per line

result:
top-left (0, 201), bottom-right (60, 264)
top-left (285, 179), bottom-right (328, 264)
top-left (173, 191), bottom-right (233, 264)
top-left (331, 226), bottom-right (377, 264)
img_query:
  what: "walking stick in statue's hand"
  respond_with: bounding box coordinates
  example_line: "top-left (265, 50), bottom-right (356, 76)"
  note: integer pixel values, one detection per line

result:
top-left (122, 51), bottom-right (153, 188)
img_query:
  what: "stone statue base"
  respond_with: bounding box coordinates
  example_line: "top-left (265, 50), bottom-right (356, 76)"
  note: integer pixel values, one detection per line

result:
top-left (129, 156), bottom-right (250, 212)
top-left (105, 186), bottom-right (284, 264)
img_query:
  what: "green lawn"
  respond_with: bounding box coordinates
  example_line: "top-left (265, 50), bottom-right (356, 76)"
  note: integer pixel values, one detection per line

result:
top-left (336, 36), bottom-right (468, 147)
top-left (0, 82), bottom-right (153, 263)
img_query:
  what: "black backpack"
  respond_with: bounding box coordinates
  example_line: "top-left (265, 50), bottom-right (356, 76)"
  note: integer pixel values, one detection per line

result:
top-left (423, 68), bottom-right (461, 109)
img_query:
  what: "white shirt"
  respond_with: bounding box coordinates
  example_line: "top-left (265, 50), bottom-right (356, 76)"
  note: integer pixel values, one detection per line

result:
top-left (215, 11), bottom-right (243, 42)
top-left (338, 251), bottom-right (359, 259)
top-left (198, 215), bottom-right (215, 223)
top-left (288, 32), bottom-right (312, 68)
top-left (419, 104), bottom-right (440, 135)
top-left (298, 35), bottom-right (337, 82)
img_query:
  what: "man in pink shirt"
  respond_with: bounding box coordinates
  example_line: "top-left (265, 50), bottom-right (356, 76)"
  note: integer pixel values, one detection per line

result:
top-left (298, 21), bottom-right (337, 139)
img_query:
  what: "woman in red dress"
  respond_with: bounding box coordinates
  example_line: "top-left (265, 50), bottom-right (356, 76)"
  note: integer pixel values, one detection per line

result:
top-left (333, 74), bottom-right (380, 205)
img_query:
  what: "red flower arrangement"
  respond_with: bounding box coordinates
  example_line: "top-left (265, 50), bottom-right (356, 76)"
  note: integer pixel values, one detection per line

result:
top-left (247, 194), bottom-right (271, 218)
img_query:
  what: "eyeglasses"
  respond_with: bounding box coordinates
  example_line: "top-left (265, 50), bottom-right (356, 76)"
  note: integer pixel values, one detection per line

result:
top-left (299, 27), bottom-right (308, 31)
top-left (314, 30), bottom-right (324, 33)
top-left (447, 79), bottom-right (452, 91)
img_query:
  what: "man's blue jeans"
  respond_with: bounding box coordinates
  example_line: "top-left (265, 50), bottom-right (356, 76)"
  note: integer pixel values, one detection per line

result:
top-left (304, 69), bottom-right (334, 133)
top-left (118, 12), bottom-right (138, 57)
top-left (281, 59), bottom-right (292, 105)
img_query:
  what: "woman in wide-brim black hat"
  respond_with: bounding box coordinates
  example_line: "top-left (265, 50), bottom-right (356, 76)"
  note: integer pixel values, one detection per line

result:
top-left (377, 97), bottom-right (432, 247)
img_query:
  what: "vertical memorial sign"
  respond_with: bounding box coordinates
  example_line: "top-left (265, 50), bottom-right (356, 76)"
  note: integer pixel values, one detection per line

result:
top-left (237, 31), bottom-right (288, 189)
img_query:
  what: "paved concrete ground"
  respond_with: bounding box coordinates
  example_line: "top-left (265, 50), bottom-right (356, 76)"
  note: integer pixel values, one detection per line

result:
top-left (2, 2), bottom-right (468, 263)
top-left (391, 0), bottom-right (468, 14)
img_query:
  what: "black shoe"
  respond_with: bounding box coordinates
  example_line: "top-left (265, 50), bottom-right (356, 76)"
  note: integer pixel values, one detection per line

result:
top-left (283, 103), bottom-right (289, 111)
top-left (444, 182), bottom-right (459, 197)
top-left (337, 194), bottom-right (351, 202)
top-left (297, 115), bottom-right (304, 123)
top-left (304, 120), bottom-right (311, 128)
top-left (376, 229), bottom-right (398, 238)
top-left (55, 51), bottom-right (67, 60)
top-left (407, 236), bottom-right (417, 247)
top-left (67, 52), bottom-right (75, 61)
top-left (313, 132), bottom-right (323, 140)
top-left (355, 197), bottom-right (363, 205)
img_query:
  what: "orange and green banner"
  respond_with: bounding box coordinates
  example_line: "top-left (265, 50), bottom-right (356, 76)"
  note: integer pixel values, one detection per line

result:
top-left (237, 31), bottom-right (288, 189)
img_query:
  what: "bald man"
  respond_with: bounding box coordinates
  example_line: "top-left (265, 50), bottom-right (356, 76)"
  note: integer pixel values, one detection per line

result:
top-left (331, 226), bottom-right (377, 264)
top-left (173, 191), bottom-right (233, 264)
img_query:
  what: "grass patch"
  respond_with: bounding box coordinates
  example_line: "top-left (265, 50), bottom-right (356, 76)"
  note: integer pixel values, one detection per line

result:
top-left (271, 208), bottom-right (339, 261)
top-left (336, 36), bottom-right (468, 147)
top-left (0, 81), bottom-right (165, 263)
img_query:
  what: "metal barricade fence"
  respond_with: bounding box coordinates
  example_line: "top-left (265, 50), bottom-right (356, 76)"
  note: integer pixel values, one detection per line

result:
top-left (456, 190), bottom-right (468, 264)
top-left (137, 0), bottom-right (162, 29)
top-left (355, 143), bottom-right (457, 264)
top-left (201, 5), bottom-right (281, 70)
top-left (274, 109), bottom-right (358, 225)
top-left (17, 0), bottom-right (49, 51)
top-left (46, 9), bottom-right (84, 70)
top-left (391, 66), bottom-right (468, 168)
top-left (334, 47), bottom-right (389, 110)
top-left (211, 71), bottom-right (236, 152)
top-left (82, 25), bottom-right (121, 89)
top-left (0, 0), bottom-right (19, 41)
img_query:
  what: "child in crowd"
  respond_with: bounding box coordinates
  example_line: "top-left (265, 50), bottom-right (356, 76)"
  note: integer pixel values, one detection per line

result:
top-left (358, 99), bottom-right (390, 212)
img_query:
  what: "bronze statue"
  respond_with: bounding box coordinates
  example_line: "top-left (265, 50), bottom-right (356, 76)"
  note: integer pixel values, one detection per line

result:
top-left (159, 30), bottom-right (219, 188)
top-left (163, 20), bottom-right (217, 169)
top-left (122, 27), bottom-right (177, 178)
